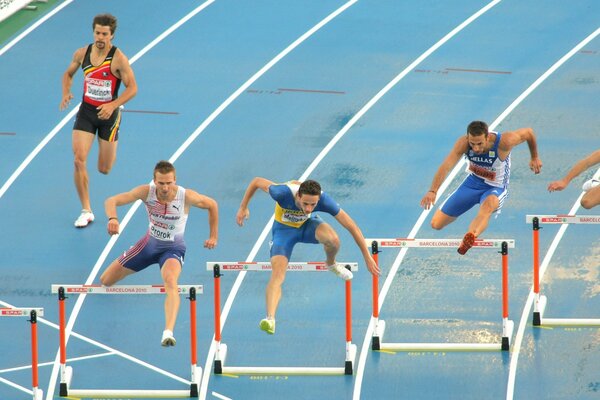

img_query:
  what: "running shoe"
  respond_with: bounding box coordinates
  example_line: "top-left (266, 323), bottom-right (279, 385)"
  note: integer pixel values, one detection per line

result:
top-left (582, 178), bottom-right (599, 192)
top-left (457, 232), bottom-right (476, 255)
top-left (327, 263), bottom-right (353, 281)
top-left (74, 209), bottom-right (94, 228)
top-left (161, 329), bottom-right (176, 346)
top-left (259, 318), bottom-right (276, 335)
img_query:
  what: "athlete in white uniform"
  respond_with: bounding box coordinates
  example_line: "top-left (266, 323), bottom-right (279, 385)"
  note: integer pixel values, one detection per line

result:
top-left (100, 161), bottom-right (218, 346)
top-left (421, 121), bottom-right (542, 255)
top-left (236, 178), bottom-right (379, 335)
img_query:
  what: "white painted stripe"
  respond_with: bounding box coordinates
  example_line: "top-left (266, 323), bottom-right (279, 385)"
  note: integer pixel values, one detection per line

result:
top-left (0, 376), bottom-right (32, 396)
top-left (352, 1), bottom-right (503, 398)
top-left (212, 391), bottom-right (233, 400)
top-left (0, 0), bottom-right (74, 57)
top-left (0, 352), bottom-right (114, 374)
top-left (43, 3), bottom-right (218, 399)
top-left (505, 27), bottom-right (600, 400)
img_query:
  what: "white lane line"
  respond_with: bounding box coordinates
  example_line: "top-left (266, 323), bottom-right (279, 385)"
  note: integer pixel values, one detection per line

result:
top-left (0, 0), bottom-right (74, 57)
top-left (198, 1), bottom-right (359, 398)
top-left (352, 1), bottom-right (502, 398)
top-left (0, 0), bottom-right (216, 202)
top-left (43, 2), bottom-right (218, 399)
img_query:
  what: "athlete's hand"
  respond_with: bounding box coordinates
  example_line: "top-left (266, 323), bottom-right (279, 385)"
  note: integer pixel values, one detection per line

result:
top-left (60, 93), bottom-right (74, 110)
top-left (364, 254), bottom-right (380, 276)
top-left (107, 219), bottom-right (120, 235)
top-left (97, 103), bottom-right (116, 120)
top-left (420, 191), bottom-right (437, 210)
top-left (204, 237), bottom-right (217, 249)
top-left (529, 157), bottom-right (543, 174)
top-left (548, 179), bottom-right (568, 192)
top-left (236, 207), bottom-right (249, 226)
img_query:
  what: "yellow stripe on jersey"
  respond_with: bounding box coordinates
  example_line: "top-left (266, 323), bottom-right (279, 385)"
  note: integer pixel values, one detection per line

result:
top-left (83, 60), bottom-right (111, 75)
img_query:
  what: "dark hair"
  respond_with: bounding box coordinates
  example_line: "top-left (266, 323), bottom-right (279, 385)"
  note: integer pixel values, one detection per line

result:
top-left (154, 160), bottom-right (175, 177)
top-left (467, 121), bottom-right (489, 137)
top-left (298, 180), bottom-right (321, 196)
top-left (93, 13), bottom-right (117, 34)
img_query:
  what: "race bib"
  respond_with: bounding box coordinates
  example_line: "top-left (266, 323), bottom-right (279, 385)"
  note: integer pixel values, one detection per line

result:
top-left (85, 77), bottom-right (113, 102)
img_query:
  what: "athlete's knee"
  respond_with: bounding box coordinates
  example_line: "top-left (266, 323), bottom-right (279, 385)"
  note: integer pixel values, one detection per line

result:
top-left (100, 273), bottom-right (114, 287)
top-left (430, 220), bottom-right (444, 230)
top-left (98, 164), bottom-right (112, 175)
top-left (73, 156), bottom-right (87, 171)
top-left (580, 196), bottom-right (596, 210)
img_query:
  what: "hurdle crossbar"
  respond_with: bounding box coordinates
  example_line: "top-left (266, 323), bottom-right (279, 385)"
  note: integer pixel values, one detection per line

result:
top-left (368, 238), bottom-right (513, 352)
top-left (527, 215), bottom-right (600, 327)
top-left (52, 284), bottom-right (202, 398)
top-left (0, 308), bottom-right (44, 400)
top-left (207, 262), bottom-right (357, 375)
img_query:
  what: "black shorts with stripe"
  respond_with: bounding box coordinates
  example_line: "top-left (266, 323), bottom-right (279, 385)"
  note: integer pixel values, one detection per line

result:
top-left (73, 102), bottom-right (121, 142)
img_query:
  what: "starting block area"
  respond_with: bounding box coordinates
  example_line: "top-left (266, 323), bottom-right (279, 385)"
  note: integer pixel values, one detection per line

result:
top-left (367, 238), bottom-right (514, 352)
top-left (0, 307), bottom-right (43, 400)
top-left (207, 261), bottom-right (358, 375)
top-left (527, 214), bottom-right (600, 327)
top-left (50, 284), bottom-right (203, 398)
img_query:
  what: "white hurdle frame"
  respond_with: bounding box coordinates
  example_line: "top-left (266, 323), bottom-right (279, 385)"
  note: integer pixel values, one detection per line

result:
top-left (208, 261), bottom-right (358, 375)
top-left (1, 307), bottom-right (44, 400)
top-left (527, 214), bottom-right (600, 327)
top-left (368, 238), bottom-right (514, 352)
top-left (51, 284), bottom-right (203, 398)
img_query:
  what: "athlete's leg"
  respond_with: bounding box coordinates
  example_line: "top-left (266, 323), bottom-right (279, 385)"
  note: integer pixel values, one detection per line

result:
top-left (72, 130), bottom-right (95, 211)
top-left (266, 255), bottom-right (288, 319)
top-left (315, 222), bottom-right (340, 266)
top-left (581, 186), bottom-right (600, 209)
top-left (97, 137), bottom-right (118, 175)
top-left (430, 209), bottom-right (457, 230)
top-left (468, 194), bottom-right (499, 237)
top-left (100, 259), bottom-right (136, 286)
top-left (161, 259), bottom-right (182, 332)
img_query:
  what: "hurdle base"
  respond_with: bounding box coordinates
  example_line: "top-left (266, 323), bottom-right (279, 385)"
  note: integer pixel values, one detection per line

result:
top-left (502, 319), bottom-right (514, 351)
top-left (345, 343), bottom-right (357, 375)
top-left (33, 388), bottom-right (43, 400)
top-left (214, 343), bottom-right (228, 374)
top-left (59, 365), bottom-right (73, 397)
top-left (533, 295), bottom-right (547, 326)
top-left (371, 319), bottom-right (386, 351)
top-left (379, 342), bottom-right (505, 352)
top-left (64, 389), bottom-right (197, 398)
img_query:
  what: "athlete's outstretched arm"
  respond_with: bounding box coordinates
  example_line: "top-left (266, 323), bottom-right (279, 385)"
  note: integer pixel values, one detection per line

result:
top-left (236, 177), bottom-right (274, 226)
top-left (104, 185), bottom-right (149, 235)
top-left (186, 190), bottom-right (219, 249)
top-left (334, 210), bottom-right (380, 275)
top-left (548, 149), bottom-right (600, 192)
top-left (500, 127), bottom-right (542, 174)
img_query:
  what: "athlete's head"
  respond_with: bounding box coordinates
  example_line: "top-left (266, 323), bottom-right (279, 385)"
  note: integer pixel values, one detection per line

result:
top-left (154, 160), bottom-right (176, 179)
top-left (466, 121), bottom-right (489, 154)
top-left (93, 14), bottom-right (117, 34)
top-left (296, 180), bottom-right (321, 214)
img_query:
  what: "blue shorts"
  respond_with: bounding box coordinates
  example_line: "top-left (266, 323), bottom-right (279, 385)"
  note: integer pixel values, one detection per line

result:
top-left (440, 174), bottom-right (508, 218)
top-left (118, 234), bottom-right (186, 272)
top-left (270, 216), bottom-right (323, 259)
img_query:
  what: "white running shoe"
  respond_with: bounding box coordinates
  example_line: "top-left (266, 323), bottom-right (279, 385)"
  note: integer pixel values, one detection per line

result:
top-left (327, 263), bottom-right (353, 281)
top-left (74, 210), bottom-right (94, 228)
top-left (582, 179), bottom-right (599, 192)
top-left (161, 329), bottom-right (176, 346)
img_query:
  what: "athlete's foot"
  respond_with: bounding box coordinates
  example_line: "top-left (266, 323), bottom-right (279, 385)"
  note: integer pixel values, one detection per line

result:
top-left (161, 329), bottom-right (176, 346)
top-left (74, 209), bottom-right (94, 228)
top-left (457, 232), bottom-right (476, 255)
top-left (259, 318), bottom-right (276, 335)
top-left (327, 263), bottom-right (353, 281)
top-left (582, 178), bottom-right (600, 192)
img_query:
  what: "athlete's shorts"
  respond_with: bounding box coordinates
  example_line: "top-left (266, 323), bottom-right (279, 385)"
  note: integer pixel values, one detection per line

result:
top-left (440, 174), bottom-right (508, 218)
top-left (73, 101), bottom-right (121, 142)
top-left (118, 234), bottom-right (186, 272)
top-left (270, 216), bottom-right (323, 259)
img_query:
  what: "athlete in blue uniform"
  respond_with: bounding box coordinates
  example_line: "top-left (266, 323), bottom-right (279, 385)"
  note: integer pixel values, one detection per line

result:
top-left (101, 161), bottom-right (218, 346)
top-left (548, 149), bottom-right (600, 209)
top-left (237, 178), bottom-right (379, 334)
top-left (421, 121), bottom-right (542, 254)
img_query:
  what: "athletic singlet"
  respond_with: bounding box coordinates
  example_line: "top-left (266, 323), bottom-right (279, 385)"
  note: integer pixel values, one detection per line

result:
top-left (144, 182), bottom-right (188, 242)
top-left (465, 131), bottom-right (511, 188)
top-left (269, 182), bottom-right (340, 228)
top-left (81, 44), bottom-right (121, 107)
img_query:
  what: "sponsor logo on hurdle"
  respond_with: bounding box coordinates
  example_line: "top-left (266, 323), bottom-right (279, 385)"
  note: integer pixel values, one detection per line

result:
top-left (105, 287), bottom-right (147, 293)
top-left (580, 217), bottom-right (600, 223)
top-left (67, 287), bottom-right (91, 293)
top-left (222, 264), bottom-right (247, 270)
top-left (541, 217), bottom-right (565, 223)
top-left (1, 309), bottom-right (26, 316)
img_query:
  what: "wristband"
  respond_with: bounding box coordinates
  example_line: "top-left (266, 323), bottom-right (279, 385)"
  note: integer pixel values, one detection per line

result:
top-left (108, 217), bottom-right (118, 221)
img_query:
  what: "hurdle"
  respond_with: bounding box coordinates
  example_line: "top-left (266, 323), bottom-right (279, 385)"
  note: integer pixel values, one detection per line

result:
top-left (51, 284), bottom-right (203, 398)
top-left (527, 214), bottom-right (600, 326)
top-left (208, 261), bottom-right (358, 375)
top-left (1, 307), bottom-right (44, 400)
top-left (368, 238), bottom-right (514, 351)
